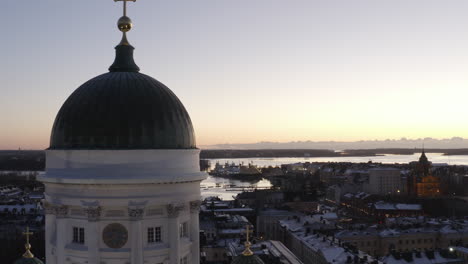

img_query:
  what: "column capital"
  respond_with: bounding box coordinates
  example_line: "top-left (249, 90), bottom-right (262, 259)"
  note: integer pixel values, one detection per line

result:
top-left (189, 200), bottom-right (202, 213)
top-left (81, 200), bottom-right (101, 221)
top-left (43, 201), bottom-right (56, 215)
top-left (84, 206), bottom-right (102, 222)
top-left (44, 202), bottom-right (68, 217)
top-left (166, 203), bottom-right (185, 218)
top-left (56, 205), bottom-right (69, 218)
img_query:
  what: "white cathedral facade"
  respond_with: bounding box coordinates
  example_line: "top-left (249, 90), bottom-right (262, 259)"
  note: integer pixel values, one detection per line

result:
top-left (38, 2), bottom-right (206, 264)
top-left (39, 150), bottom-right (205, 264)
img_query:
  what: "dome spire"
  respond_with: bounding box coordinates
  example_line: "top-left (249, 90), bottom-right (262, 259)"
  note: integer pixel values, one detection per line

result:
top-left (109, 0), bottom-right (140, 72)
top-left (242, 225), bottom-right (254, 256)
top-left (13, 226), bottom-right (44, 264)
top-left (22, 226), bottom-right (34, 258)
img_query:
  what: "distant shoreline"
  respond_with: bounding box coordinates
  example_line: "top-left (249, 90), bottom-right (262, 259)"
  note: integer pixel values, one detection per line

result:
top-left (200, 148), bottom-right (468, 159)
top-left (1, 149), bottom-right (468, 171)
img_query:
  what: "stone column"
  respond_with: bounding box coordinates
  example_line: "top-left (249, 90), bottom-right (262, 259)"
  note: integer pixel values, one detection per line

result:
top-left (167, 203), bottom-right (184, 264)
top-left (84, 206), bottom-right (101, 264)
top-left (55, 205), bottom-right (68, 264)
top-left (189, 200), bottom-right (201, 264)
top-left (129, 207), bottom-right (144, 264)
top-left (44, 202), bottom-right (57, 264)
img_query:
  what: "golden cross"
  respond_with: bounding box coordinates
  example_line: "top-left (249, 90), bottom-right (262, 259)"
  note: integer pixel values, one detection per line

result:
top-left (23, 226), bottom-right (33, 245)
top-left (22, 226), bottom-right (34, 258)
top-left (242, 224), bottom-right (254, 256)
top-left (114, 0), bottom-right (136, 17)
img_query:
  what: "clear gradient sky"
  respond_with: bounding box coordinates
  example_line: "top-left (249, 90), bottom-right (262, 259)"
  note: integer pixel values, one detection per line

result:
top-left (2, 0), bottom-right (468, 149)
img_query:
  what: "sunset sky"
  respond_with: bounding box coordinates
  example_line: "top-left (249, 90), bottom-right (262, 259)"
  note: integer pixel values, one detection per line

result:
top-left (2, 0), bottom-right (468, 149)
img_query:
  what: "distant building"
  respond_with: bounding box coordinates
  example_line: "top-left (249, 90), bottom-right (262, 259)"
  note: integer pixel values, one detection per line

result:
top-left (336, 221), bottom-right (468, 257)
top-left (380, 250), bottom-right (463, 264)
top-left (409, 151), bottom-right (441, 197)
top-left (275, 215), bottom-right (377, 264)
top-left (454, 247), bottom-right (468, 262)
top-left (257, 209), bottom-right (296, 241)
top-left (364, 168), bottom-right (402, 195)
top-left (417, 175), bottom-right (441, 197)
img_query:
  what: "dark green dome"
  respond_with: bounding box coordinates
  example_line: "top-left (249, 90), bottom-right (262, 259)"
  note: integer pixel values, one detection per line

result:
top-left (13, 257), bottom-right (44, 264)
top-left (231, 255), bottom-right (265, 264)
top-left (49, 41), bottom-right (196, 150)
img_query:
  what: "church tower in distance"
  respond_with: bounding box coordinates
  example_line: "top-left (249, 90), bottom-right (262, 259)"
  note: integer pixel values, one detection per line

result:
top-left (39, 1), bottom-right (206, 264)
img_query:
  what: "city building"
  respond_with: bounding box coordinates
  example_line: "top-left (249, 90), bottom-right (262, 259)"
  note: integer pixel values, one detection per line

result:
top-left (453, 247), bottom-right (468, 262)
top-left (408, 151), bottom-right (441, 197)
top-left (380, 250), bottom-right (463, 264)
top-left (37, 2), bottom-right (206, 264)
top-left (336, 221), bottom-right (468, 257)
top-left (276, 215), bottom-right (377, 264)
top-left (364, 168), bottom-right (402, 195)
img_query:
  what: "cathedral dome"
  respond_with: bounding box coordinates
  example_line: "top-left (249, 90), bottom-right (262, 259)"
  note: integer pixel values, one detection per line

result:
top-left (231, 255), bottom-right (265, 264)
top-left (13, 257), bottom-right (44, 264)
top-left (49, 38), bottom-right (196, 150)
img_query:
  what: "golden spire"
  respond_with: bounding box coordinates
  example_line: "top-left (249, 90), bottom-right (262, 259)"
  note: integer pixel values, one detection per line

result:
top-left (242, 225), bottom-right (254, 256)
top-left (22, 226), bottom-right (34, 258)
top-left (114, 0), bottom-right (136, 45)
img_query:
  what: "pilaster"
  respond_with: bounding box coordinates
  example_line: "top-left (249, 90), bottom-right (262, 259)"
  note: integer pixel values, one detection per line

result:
top-left (44, 202), bottom-right (57, 264)
top-left (55, 205), bottom-right (68, 264)
top-left (167, 203), bottom-right (184, 264)
top-left (83, 202), bottom-right (101, 264)
top-left (129, 202), bottom-right (145, 264)
top-left (190, 200), bottom-right (202, 264)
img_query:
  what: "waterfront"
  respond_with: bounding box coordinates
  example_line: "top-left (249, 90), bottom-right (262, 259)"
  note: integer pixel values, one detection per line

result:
top-left (206, 153), bottom-right (468, 169)
top-left (200, 175), bottom-right (272, 200)
top-left (201, 153), bottom-right (468, 199)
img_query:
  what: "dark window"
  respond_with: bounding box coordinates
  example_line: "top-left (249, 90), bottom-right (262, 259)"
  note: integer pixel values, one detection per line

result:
top-left (148, 227), bottom-right (162, 243)
top-left (72, 227), bottom-right (85, 244)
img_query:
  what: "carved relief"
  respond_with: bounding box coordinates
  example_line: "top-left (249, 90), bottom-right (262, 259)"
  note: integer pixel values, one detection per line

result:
top-left (127, 201), bottom-right (147, 220)
top-left (128, 208), bottom-right (144, 220)
top-left (166, 203), bottom-right (185, 218)
top-left (190, 200), bottom-right (202, 213)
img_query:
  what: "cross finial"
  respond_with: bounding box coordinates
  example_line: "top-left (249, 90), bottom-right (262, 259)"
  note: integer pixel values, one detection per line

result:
top-left (114, 0), bottom-right (136, 17)
top-left (242, 225), bottom-right (254, 256)
top-left (114, 0), bottom-right (136, 34)
top-left (22, 226), bottom-right (34, 258)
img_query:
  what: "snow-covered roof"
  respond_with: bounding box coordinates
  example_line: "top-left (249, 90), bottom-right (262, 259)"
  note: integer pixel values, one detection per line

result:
top-left (395, 204), bottom-right (422, 210)
top-left (381, 251), bottom-right (461, 264)
top-left (0, 204), bottom-right (38, 213)
top-left (373, 201), bottom-right (422, 211)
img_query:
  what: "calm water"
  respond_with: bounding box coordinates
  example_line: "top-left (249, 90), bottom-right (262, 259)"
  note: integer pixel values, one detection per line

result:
top-left (200, 176), bottom-right (272, 200)
top-left (200, 153), bottom-right (468, 200)
top-left (206, 153), bottom-right (468, 170)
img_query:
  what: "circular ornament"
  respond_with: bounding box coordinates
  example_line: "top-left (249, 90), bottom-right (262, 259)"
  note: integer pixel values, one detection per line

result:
top-left (102, 223), bottom-right (128, 249)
